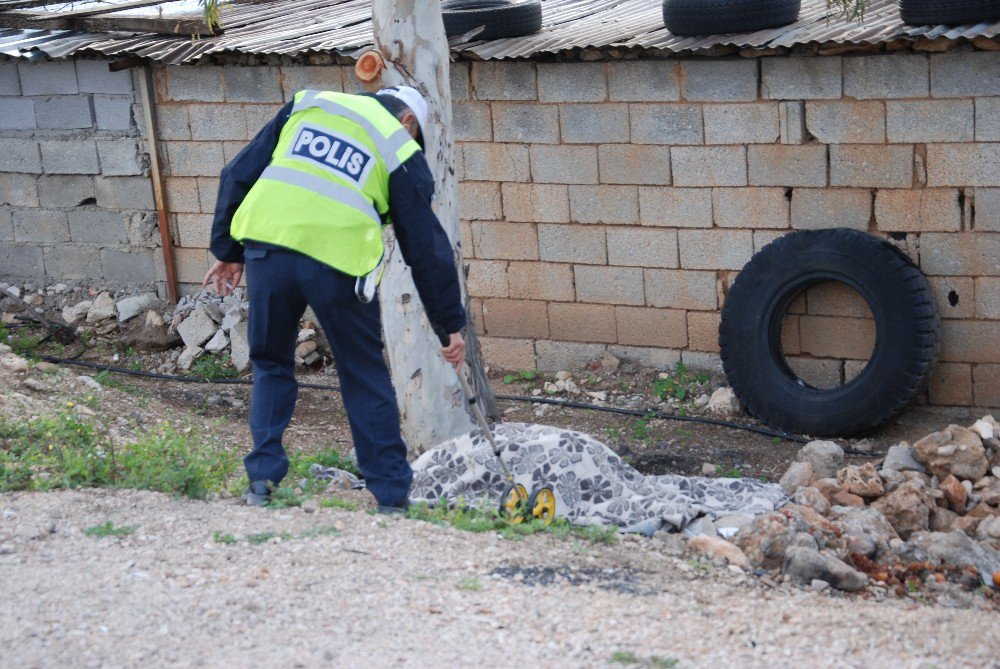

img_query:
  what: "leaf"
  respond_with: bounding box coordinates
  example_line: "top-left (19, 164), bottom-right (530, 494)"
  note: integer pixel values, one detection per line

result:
top-left (503, 374), bottom-right (517, 384)
top-left (519, 370), bottom-right (536, 380)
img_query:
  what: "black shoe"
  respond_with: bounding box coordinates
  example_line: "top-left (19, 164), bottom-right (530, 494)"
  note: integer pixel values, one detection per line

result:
top-left (376, 504), bottom-right (408, 516)
top-left (242, 480), bottom-right (271, 507)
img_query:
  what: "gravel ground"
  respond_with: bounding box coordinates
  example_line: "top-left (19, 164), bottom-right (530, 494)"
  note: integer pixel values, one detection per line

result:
top-left (2, 489), bottom-right (999, 668)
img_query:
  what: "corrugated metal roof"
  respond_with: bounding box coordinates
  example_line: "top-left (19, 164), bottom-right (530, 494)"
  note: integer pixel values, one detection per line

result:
top-left (1, 0), bottom-right (998, 63)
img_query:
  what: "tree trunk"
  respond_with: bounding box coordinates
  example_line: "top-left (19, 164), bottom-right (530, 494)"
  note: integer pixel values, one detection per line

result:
top-left (370, 0), bottom-right (498, 455)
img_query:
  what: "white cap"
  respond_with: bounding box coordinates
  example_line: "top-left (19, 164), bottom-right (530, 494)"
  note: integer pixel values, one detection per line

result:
top-left (378, 85), bottom-right (428, 136)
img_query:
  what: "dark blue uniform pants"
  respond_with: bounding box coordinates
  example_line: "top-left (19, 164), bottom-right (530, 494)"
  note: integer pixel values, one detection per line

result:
top-left (243, 243), bottom-right (412, 507)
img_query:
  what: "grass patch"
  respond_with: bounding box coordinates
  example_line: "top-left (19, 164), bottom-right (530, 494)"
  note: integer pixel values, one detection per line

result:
top-left (189, 354), bottom-right (240, 380)
top-left (611, 651), bottom-right (678, 667)
top-left (714, 465), bottom-right (743, 479)
top-left (502, 369), bottom-right (537, 384)
top-left (83, 521), bottom-right (136, 537)
top-left (246, 531), bottom-right (292, 545)
top-left (213, 531), bottom-right (236, 544)
top-left (298, 525), bottom-right (341, 539)
top-left (456, 577), bottom-right (482, 591)
top-left (653, 362), bottom-right (709, 402)
top-left (321, 497), bottom-right (359, 511)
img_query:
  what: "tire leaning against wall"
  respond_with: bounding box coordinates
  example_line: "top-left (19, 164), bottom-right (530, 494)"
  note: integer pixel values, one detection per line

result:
top-left (662, 0), bottom-right (802, 36)
top-left (899, 0), bottom-right (1000, 26)
top-left (441, 0), bottom-right (543, 41)
top-left (719, 229), bottom-right (941, 437)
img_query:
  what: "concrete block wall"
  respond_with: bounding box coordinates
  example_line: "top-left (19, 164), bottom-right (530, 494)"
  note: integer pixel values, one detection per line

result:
top-left (0, 58), bottom-right (157, 283)
top-left (454, 50), bottom-right (1000, 408)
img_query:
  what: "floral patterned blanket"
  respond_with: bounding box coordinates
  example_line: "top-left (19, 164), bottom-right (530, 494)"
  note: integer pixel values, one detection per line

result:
top-left (409, 422), bottom-right (787, 532)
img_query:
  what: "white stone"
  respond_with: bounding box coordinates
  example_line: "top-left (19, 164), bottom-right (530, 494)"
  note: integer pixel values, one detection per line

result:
top-left (0, 354), bottom-right (28, 373)
top-left (61, 300), bottom-right (92, 324)
top-left (555, 370), bottom-right (572, 381)
top-left (971, 419), bottom-right (995, 441)
top-left (145, 310), bottom-right (164, 327)
top-left (229, 321), bottom-right (250, 371)
top-left (204, 329), bottom-right (229, 353)
top-left (202, 300), bottom-right (224, 323)
top-left (116, 293), bottom-right (159, 323)
top-left (76, 375), bottom-right (103, 391)
top-left (85, 292), bottom-right (115, 323)
top-left (178, 346), bottom-right (204, 370)
top-left (3, 285), bottom-right (20, 298)
top-left (220, 307), bottom-right (245, 332)
top-left (883, 443), bottom-right (927, 473)
top-left (297, 328), bottom-right (316, 343)
top-left (586, 390), bottom-right (607, 402)
top-left (177, 306), bottom-right (217, 348)
top-left (707, 387), bottom-right (741, 415)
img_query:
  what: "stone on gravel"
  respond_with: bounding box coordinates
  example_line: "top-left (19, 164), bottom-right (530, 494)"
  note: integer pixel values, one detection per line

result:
top-left (220, 307), bottom-right (244, 332)
top-left (116, 293), bottom-right (159, 323)
top-left (783, 546), bottom-right (868, 592)
top-left (177, 306), bottom-right (218, 349)
top-left (938, 475), bottom-right (968, 511)
top-left (600, 351), bottom-right (620, 373)
top-left (882, 443), bottom-right (927, 473)
top-left (792, 487), bottom-right (831, 515)
top-left (830, 491), bottom-right (865, 507)
top-left (1, 354), bottom-right (29, 373)
top-left (829, 506), bottom-right (899, 542)
top-left (178, 346), bottom-right (204, 371)
top-left (61, 300), bottom-right (92, 325)
top-left (907, 530), bottom-right (1000, 585)
top-left (952, 516), bottom-right (983, 536)
top-left (145, 310), bottom-right (164, 327)
top-left (701, 462), bottom-right (717, 476)
top-left (122, 319), bottom-right (182, 353)
top-left (707, 387), bottom-right (740, 415)
top-left (86, 292), bottom-right (115, 323)
top-left (735, 512), bottom-right (796, 569)
top-left (971, 418), bottom-right (995, 441)
top-left (837, 462), bottom-right (884, 499)
top-left (77, 375), bottom-right (103, 391)
top-left (229, 322), bottom-right (250, 371)
top-left (779, 461), bottom-right (815, 495)
top-left (714, 514), bottom-right (754, 539)
top-left (301, 500), bottom-right (319, 514)
top-left (295, 340), bottom-right (317, 359)
top-left (688, 536), bottom-right (749, 568)
top-left (975, 477), bottom-right (1000, 506)
top-left (913, 425), bottom-right (989, 482)
top-left (21, 378), bottom-right (49, 393)
top-left (794, 441), bottom-right (844, 479)
top-left (202, 300), bottom-right (225, 324)
top-left (871, 485), bottom-right (931, 539)
top-left (977, 516), bottom-right (1000, 540)
top-left (931, 507), bottom-right (960, 532)
top-left (204, 329), bottom-right (229, 354)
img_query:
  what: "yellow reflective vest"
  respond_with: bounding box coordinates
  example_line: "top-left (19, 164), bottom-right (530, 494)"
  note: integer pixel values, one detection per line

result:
top-left (231, 89), bottom-right (421, 277)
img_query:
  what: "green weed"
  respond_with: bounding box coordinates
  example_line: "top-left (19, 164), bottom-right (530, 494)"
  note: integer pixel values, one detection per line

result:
top-left (456, 577), bottom-right (482, 591)
top-left (298, 525), bottom-right (341, 539)
top-left (502, 369), bottom-right (537, 384)
top-left (654, 361), bottom-right (710, 402)
top-left (83, 521), bottom-right (136, 537)
top-left (189, 354), bottom-right (239, 379)
top-left (321, 497), bottom-right (359, 511)
top-left (213, 531), bottom-right (236, 544)
top-left (714, 465), bottom-right (743, 479)
top-left (246, 531), bottom-right (292, 545)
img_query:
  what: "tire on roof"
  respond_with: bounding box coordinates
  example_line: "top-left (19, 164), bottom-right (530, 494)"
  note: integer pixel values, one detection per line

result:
top-left (442, 0), bottom-right (543, 41)
top-left (719, 228), bottom-right (941, 437)
top-left (900, 0), bottom-right (1000, 26)
top-left (662, 0), bottom-right (801, 36)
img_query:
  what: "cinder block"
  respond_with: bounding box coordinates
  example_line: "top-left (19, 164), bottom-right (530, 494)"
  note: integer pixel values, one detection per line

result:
top-left (538, 63), bottom-right (607, 102)
top-left (0, 209), bottom-right (10, 241)
top-left (97, 139), bottom-right (144, 177)
top-left (472, 221), bottom-right (538, 261)
top-left (537, 224), bottom-right (606, 264)
top-left (713, 188), bottom-right (789, 228)
top-left (0, 98), bottom-right (35, 129)
top-left (607, 60), bottom-right (681, 102)
top-left (886, 100), bottom-right (974, 143)
top-left (166, 66), bottom-right (224, 102)
top-left (560, 104), bottom-right (629, 144)
top-left (33, 95), bottom-right (94, 129)
top-left (458, 181), bottom-right (502, 221)
top-left (843, 54), bottom-right (928, 99)
top-left (157, 246), bottom-right (210, 284)
top-left (644, 269), bottom-right (717, 310)
top-left (471, 62), bottom-right (536, 101)
top-left (42, 245), bottom-right (102, 281)
top-left (453, 102), bottom-right (492, 142)
top-left (94, 176), bottom-right (155, 210)
top-left (13, 210), bottom-right (69, 243)
top-left (761, 56), bottom-right (842, 100)
top-left (927, 144), bottom-right (1000, 187)
top-left (221, 141), bottom-right (249, 164)
top-left (629, 104), bottom-right (703, 145)
top-left (535, 340), bottom-right (607, 372)
top-left (39, 139), bottom-right (99, 175)
top-left (748, 145), bottom-right (826, 187)
top-left (466, 260), bottom-right (509, 298)
top-left (598, 145), bottom-right (671, 185)
top-left (492, 103), bottom-right (559, 143)
top-left (685, 310), bottom-right (720, 352)
top-left (102, 249), bottom-right (155, 283)
top-left (791, 189), bottom-right (871, 230)
top-left (501, 183), bottom-right (569, 223)
top-left (463, 142), bottom-right (531, 182)
top-left (76, 60), bottom-right (132, 94)
top-left (973, 364), bottom-right (1000, 407)
top-left (480, 337), bottom-right (536, 371)
top-left (0, 173), bottom-right (39, 207)
top-left (574, 265), bottom-right (644, 305)
top-left (679, 350), bottom-right (723, 373)
top-left (682, 59), bottom-right (757, 101)
top-left (280, 66), bottom-right (342, 100)
top-left (830, 145), bottom-right (913, 188)
top-left (703, 103), bottom-right (780, 144)
top-left (975, 277), bottom-right (1000, 319)
top-left (928, 362), bottom-right (972, 405)
top-left (929, 276), bottom-right (974, 319)
top-left (36, 175), bottom-right (94, 208)
top-left (530, 145), bottom-right (598, 184)
top-left (153, 105), bottom-right (190, 140)
top-left (786, 357), bottom-right (843, 388)
top-left (606, 227), bottom-right (678, 268)
top-left (672, 147), bottom-right (747, 187)
top-left (0, 243), bottom-right (44, 278)
top-left (678, 229), bottom-right (753, 270)
top-left (609, 345), bottom-right (681, 369)
top-left (68, 209), bottom-right (127, 244)
top-left (223, 66), bottom-right (282, 103)
top-left (549, 303), bottom-right (617, 343)
top-left (165, 177), bottom-right (200, 213)
top-left (0, 62), bottom-right (20, 95)
top-left (779, 101), bottom-right (806, 145)
top-left (931, 52), bottom-right (1000, 98)
top-left (188, 103), bottom-right (248, 140)
top-left (0, 139), bottom-right (41, 173)
top-left (638, 187), bottom-right (712, 227)
top-left (976, 188), bottom-right (1000, 231)
top-left (874, 189), bottom-right (961, 232)
top-left (569, 185), bottom-right (639, 225)
top-left (616, 306), bottom-right (686, 348)
top-left (164, 141), bottom-right (225, 177)
top-left (806, 101), bottom-right (885, 144)
top-left (244, 105), bottom-right (281, 136)
top-left (976, 98), bottom-right (1000, 142)
top-left (805, 281), bottom-right (872, 317)
top-left (941, 320), bottom-right (1000, 363)
top-left (483, 299), bottom-right (549, 338)
top-left (449, 62), bottom-right (470, 102)
top-left (174, 212), bottom-right (212, 248)
top-left (93, 95), bottom-right (134, 131)
top-left (922, 232), bottom-right (1000, 276)
top-left (754, 229), bottom-right (787, 253)
top-left (780, 314), bottom-right (801, 354)
top-left (198, 177), bottom-right (219, 214)
top-left (507, 261), bottom-right (575, 301)
top-left (18, 61), bottom-right (78, 95)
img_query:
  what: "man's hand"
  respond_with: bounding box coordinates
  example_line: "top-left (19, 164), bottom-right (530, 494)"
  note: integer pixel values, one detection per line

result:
top-left (203, 260), bottom-right (244, 297)
top-left (441, 332), bottom-right (465, 371)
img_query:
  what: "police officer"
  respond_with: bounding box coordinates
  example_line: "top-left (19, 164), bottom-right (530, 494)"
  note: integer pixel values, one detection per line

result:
top-left (204, 85), bottom-right (466, 512)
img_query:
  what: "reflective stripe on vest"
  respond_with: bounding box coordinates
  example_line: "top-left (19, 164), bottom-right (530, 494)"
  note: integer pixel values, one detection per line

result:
top-left (260, 165), bottom-right (381, 225)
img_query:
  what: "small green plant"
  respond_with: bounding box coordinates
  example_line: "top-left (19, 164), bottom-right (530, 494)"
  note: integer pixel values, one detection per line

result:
top-left (298, 525), bottom-right (341, 539)
top-left (715, 465), bottom-right (743, 479)
top-left (9, 333), bottom-right (39, 357)
top-left (604, 425), bottom-right (623, 442)
top-left (406, 502), bottom-right (618, 544)
top-left (456, 577), bottom-right (482, 591)
top-left (654, 362), bottom-right (710, 402)
top-left (213, 531), bottom-right (236, 544)
top-left (629, 414), bottom-right (657, 443)
top-left (502, 369), bottom-right (537, 384)
top-left (611, 652), bottom-right (641, 665)
top-left (84, 521), bottom-right (136, 537)
top-left (189, 354), bottom-right (239, 379)
top-left (246, 531), bottom-right (292, 545)
top-left (651, 658), bottom-right (679, 669)
top-left (321, 497), bottom-right (359, 511)
top-left (0, 322), bottom-right (9, 344)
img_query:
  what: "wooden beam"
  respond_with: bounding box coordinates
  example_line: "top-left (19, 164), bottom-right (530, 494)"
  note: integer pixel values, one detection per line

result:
top-left (0, 12), bottom-right (212, 34)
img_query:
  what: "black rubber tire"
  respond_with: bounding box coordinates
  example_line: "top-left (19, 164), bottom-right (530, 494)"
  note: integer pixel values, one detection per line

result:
top-left (442, 0), bottom-right (543, 41)
top-left (899, 0), bottom-right (1000, 26)
top-left (719, 229), bottom-right (940, 437)
top-left (662, 0), bottom-right (802, 36)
